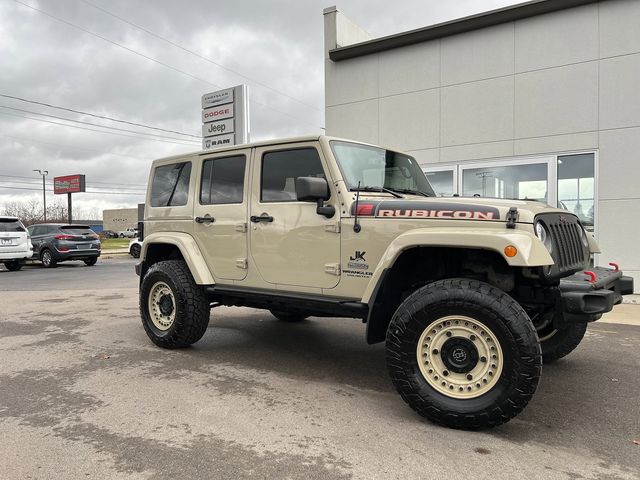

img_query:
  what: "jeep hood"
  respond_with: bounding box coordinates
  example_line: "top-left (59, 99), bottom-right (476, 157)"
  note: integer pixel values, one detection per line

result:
top-left (351, 196), bottom-right (568, 224)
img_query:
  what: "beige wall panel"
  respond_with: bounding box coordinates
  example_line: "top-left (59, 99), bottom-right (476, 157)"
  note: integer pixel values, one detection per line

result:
top-left (325, 56), bottom-right (378, 106)
top-left (441, 76), bottom-right (514, 146)
top-left (379, 42), bottom-right (440, 97)
top-left (441, 23), bottom-right (514, 85)
top-left (600, 53), bottom-right (640, 130)
top-left (598, 127), bottom-right (640, 200)
top-left (514, 131), bottom-right (598, 156)
top-left (379, 90), bottom-right (440, 151)
top-left (325, 100), bottom-right (379, 144)
top-left (599, 0), bottom-right (640, 58)
top-left (515, 4), bottom-right (598, 72)
top-left (515, 62), bottom-right (598, 138)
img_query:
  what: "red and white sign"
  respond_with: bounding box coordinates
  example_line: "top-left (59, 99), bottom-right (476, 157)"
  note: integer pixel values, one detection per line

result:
top-left (202, 104), bottom-right (234, 123)
top-left (54, 174), bottom-right (86, 194)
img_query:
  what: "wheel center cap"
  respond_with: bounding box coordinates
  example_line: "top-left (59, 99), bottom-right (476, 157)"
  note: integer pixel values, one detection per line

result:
top-left (158, 294), bottom-right (174, 316)
top-left (441, 337), bottom-right (479, 373)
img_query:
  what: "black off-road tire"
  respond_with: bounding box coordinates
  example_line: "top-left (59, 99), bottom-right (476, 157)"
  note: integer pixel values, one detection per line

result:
top-left (386, 278), bottom-right (542, 430)
top-left (130, 244), bottom-right (141, 259)
top-left (41, 249), bottom-right (57, 268)
top-left (540, 323), bottom-right (587, 364)
top-left (140, 260), bottom-right (210, 348)
top-left (4, 261), bottom-right (23, 271)
top-left (270, 310), bottom-right (308, 322)
top-left (84, 257), bottom-right (98, 266)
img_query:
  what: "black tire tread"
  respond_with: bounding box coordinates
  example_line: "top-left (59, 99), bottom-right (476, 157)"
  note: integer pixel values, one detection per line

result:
top-left (386, 278), bottom-right (542, 430)
top-left (541, 323), bottom-right (587, 363)
top-left (140, 260), bottom-right (210, 349)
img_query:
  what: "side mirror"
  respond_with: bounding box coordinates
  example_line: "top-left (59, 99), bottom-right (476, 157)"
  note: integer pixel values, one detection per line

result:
top-left (295, 177), bottom-right (330, 202)
top-left (295, 177), bottom-right (335, 218)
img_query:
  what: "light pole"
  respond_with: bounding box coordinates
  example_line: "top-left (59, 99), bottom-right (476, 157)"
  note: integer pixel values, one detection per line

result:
top-left (32, 169), bottom-right (48, 221)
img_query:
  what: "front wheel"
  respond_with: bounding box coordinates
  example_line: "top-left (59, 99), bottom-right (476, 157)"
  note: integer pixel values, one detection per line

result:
top-left (4, 261), bottom-right (23, 271)
top-left (140, 260), bottom-right (210, 348)
top-left (386, 278), bottom-right (542, 430)
top-left (539, 323), bottom-right (587, 364)
top-left (130, 244), bottom-right (141, 258)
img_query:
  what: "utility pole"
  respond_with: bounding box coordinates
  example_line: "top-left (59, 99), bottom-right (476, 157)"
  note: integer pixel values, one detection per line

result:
top-left (33, 169), bottom-right (48, 221)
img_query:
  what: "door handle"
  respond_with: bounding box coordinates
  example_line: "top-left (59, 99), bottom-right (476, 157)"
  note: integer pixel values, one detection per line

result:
top-left (250, 215), bottom-right (274, 223)
top-left (195, 216), bottom-right (215, 224)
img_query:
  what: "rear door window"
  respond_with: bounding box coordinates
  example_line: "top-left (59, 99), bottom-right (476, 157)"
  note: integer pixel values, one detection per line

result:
top-left (151, 162), bottom-right (192, 207)
top-left (0, 219), bottom-right (25, 232)
top-left (200, 155), bottom-right (246, 205)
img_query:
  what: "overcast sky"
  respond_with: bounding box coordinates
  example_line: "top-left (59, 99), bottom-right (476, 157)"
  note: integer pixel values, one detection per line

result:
top-left (0, 0), bottom-right (520, 215)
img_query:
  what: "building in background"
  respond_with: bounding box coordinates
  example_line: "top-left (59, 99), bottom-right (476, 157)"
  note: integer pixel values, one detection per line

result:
top-left (324, 0), bottom-right (640, 291)
top-left (103, 208), bottom-right (138, 232)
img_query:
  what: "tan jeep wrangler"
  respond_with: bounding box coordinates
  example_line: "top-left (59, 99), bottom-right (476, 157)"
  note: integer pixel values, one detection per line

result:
top-left (136, 135), bottom-right (633, 430)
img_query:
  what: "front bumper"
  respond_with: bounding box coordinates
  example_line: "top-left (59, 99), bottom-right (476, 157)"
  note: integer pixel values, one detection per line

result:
top-left (558, 267), bottom-right (634, 323)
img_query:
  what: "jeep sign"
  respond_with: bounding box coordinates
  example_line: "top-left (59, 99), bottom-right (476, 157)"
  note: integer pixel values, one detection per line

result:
top-left (201, 85), bottom-right (249, 150)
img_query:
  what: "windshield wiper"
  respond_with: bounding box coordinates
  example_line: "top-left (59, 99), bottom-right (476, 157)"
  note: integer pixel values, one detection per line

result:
top-left (388, 187), bottom-right (431, 197)
top-left (350, 186), bottom-right (403, 198)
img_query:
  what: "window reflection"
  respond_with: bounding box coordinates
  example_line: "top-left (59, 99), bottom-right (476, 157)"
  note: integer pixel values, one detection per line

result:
top-left (424, 170), bottom-right (454, 196)
top-left (462, 163), bottom-right (548, 202)
top-left (557, 153), bottom-right (595, 230)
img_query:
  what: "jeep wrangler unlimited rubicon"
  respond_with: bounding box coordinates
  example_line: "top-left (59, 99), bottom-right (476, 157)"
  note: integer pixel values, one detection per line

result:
top-left (136, 136), bottom-right (633, 430)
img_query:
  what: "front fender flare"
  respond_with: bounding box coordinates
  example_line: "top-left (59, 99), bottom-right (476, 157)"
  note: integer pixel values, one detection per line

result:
top-left (141, 232), bottom-right (215, 285)
top-left (362, 227), bottom-right (553, 304)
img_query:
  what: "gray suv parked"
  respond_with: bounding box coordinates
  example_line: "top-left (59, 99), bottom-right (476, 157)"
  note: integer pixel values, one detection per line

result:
top-left (27, 224), bottom-right (101, 268)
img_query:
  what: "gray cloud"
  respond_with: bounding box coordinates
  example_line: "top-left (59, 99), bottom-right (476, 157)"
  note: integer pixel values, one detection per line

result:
top-left (1, 0), bottom-right (518, 213)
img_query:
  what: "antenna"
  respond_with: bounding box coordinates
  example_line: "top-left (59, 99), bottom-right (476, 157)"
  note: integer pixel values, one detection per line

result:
top-left (353, 181), bottom-right (362, 233)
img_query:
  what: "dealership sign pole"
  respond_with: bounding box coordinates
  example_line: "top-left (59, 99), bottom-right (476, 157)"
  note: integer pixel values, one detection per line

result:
top-left (201, 85), bottom-right (249, 150)
top-left (53, 174), bottom-right (86, 223)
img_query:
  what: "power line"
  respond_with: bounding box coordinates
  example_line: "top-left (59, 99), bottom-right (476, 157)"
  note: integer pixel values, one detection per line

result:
top-left (0, 111), bottom-right (200, 146)
top-left (0, 178), bottom-right (146, 192)
top-left (0, 184), bottom-right (145, 195)
top-left (2, 134), bottom-right (149, 161)
top-left (78, 0), bottom-right (322, 113)
top-left (0, 175), bottom-right (146, 190)
top-left (11, 0), bottom-right (325, 131)
top-left (0, 94), bottom-right (200, 138)
top-left (0, 105), bottom-right (201, 144)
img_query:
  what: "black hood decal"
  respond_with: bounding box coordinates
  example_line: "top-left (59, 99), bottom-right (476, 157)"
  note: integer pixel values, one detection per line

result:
top-left (351, 200), bottom-right (500, 220)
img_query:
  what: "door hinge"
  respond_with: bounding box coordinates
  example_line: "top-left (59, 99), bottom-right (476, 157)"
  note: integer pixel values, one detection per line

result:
top-left (236, 258), bottom-right (248, 269)
top-left (325, 223), bottom-right (341, 233)
top-left (324, 263), bottom-right (341, 276)
top-left (235, 222), bottom-right (247, 233)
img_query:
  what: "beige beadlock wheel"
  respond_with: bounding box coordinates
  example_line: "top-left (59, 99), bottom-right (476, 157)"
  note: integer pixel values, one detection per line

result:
top-left (416, 315), bottom-right (504, 399)
top-left (148, 281), bottom-right (176, 331)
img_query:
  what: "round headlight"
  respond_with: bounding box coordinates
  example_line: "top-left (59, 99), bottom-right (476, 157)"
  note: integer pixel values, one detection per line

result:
top-left (579, 226), bottom-right (589, 248)
top-left (534, 222), bottom-right (553, 254)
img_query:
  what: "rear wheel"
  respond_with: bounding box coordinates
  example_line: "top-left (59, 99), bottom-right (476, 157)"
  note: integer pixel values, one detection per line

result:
top-left (41, 249), bottom-right (57, 268)
top-left (140, 260), bottom-right (210, 348)
top-left (130, 243), bottom-right (141, 258)
top-left (386, 278), bottom-right (542, 430)
top-left (4, 261), bottom-right (23, 272)
top-left (539, 322), bottom-right (587, 364)
top-left (84, 257), bottom-right (98, 266)
top-left (270, 310), bottom-right (308, 322)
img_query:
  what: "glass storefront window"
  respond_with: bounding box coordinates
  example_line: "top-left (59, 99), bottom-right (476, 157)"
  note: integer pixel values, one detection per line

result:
top-left (462, 163), bottom-right (548, 202)
top-left (557, 153), bottom-right (595, 230)
top-left (424, 170), bottom-right (454, 196)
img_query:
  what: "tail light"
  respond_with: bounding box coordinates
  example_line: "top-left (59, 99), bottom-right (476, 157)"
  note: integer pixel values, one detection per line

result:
top-left (55, 234), bottom-right (74, 240)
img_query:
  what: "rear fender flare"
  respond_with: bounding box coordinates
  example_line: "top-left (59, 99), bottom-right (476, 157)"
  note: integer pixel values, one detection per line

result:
top-left (141, 232), bottom-right (214, 285)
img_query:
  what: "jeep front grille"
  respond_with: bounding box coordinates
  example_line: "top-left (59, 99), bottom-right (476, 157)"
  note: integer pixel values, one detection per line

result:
top-left (536, 213), bottom-right (589, 278)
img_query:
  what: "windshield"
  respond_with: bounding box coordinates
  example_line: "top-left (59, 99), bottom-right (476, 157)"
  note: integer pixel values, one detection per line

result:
top-left (330, 141), bottom-right (435, 196)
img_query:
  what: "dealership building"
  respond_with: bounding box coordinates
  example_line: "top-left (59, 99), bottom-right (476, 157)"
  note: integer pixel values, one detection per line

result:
top-left (324, 0), bottom-right (640, 291)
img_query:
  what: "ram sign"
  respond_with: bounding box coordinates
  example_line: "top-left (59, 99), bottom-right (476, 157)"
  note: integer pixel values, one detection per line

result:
top-left (54, 174), bottom-right (86, 194)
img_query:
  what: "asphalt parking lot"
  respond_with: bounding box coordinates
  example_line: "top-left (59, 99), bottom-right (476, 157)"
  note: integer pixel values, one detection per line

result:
top-left (0, 257), bottom-right (639, 479)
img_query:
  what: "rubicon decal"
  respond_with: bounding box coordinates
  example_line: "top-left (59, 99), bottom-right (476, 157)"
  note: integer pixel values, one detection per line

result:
top-left (351, 201), bottom-right (500, 220)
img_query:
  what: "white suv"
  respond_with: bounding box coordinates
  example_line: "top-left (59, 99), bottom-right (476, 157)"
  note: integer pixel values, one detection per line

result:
top-left (0, 216), bottom-right (33, 271)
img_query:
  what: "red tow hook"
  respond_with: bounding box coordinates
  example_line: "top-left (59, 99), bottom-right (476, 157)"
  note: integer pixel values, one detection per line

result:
top-left (608, 262), bottom-right (620, 272)
top-left (583, 271), bottom-right (597, 283)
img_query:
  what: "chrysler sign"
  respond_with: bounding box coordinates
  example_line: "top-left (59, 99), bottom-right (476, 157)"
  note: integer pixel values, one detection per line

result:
top-left (201, 85), bottom-right (249, 150)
